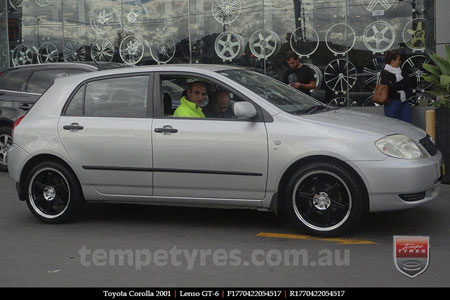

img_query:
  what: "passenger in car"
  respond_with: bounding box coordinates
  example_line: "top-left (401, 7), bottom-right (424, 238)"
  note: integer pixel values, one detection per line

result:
top-left (203, 90), bottom-right (233, 118)
top-left (173, 81), bottom-right (207, 118)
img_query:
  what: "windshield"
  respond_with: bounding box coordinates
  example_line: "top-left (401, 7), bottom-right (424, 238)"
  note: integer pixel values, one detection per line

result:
top-left (218, 69), bottom-right (330, 114)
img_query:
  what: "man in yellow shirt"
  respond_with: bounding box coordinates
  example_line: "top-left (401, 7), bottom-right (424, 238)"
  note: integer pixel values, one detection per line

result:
top-left (173, 81), bottom-right (207, 118)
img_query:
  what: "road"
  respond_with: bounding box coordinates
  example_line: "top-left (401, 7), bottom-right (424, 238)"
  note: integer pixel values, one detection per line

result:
top-left (0, 171), bottom-right (449, 287)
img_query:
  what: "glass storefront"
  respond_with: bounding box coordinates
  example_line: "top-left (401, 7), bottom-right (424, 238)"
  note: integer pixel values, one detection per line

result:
top-left (0, 0), bottom-right (436, 106)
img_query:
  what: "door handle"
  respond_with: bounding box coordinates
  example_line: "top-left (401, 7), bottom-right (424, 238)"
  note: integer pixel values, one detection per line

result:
top-left (154, 125), bottom-right (178, 134)
top-left (63, 123), bottom-right (84, 131)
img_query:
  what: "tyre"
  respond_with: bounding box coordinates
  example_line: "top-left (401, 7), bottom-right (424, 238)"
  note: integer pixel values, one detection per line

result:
top-left (0, 126), bottom-right (12, 172)
top-left (25, 161), bottom-right (85, 223)
top-left (283, 160), bottom-right (365, 237)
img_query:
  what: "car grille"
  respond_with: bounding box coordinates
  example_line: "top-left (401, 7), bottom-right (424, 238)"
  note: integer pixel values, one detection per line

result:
top-left (419, 135), bottom-right (437, 156)
top-left (399, 192), bottom-right (426, 202)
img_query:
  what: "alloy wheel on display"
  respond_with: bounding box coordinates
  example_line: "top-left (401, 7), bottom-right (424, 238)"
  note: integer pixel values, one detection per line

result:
top-left (0, 134), bottom-right (12, 167)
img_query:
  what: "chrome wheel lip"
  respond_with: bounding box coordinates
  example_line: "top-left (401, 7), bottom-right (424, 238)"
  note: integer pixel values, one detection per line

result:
top-left (291, 170), bottom-right (352, 232)
top-left (28, 167), bottom-right (71, 219)
top-left (0, 134), bottom-right (12, 166)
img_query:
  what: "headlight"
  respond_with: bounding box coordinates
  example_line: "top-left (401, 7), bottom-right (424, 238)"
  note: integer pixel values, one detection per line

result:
top-left (375, 134), bottom-right (427, 159)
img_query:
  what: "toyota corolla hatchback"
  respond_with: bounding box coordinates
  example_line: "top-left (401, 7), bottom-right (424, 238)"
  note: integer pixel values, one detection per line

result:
top-left (7, 65), bottom-right (442, 236)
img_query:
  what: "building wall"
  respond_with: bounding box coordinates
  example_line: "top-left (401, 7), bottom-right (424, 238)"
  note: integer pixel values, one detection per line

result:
top-left (436, 0), bottom-right (450, 56)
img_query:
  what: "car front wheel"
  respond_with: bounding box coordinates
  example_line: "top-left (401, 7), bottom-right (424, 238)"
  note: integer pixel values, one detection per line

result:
top-left (283, 161), bottom-right (365, 237)
top-left (25, 161), bottom-right (85, 223)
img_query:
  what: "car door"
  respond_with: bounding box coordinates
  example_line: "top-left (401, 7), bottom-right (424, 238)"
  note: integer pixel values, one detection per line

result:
top-left (151, 72), bottom-right (268, 201)
top-left (58, 74), bottom-right (154, 197)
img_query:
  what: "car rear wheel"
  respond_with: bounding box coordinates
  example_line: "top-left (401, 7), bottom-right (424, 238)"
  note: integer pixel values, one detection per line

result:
top-left (25, 161), bottom-right (85, 223)
top-left (0, 126), bottom-right (12, 172)
top-left (283, 161), bottom-right (365, 237)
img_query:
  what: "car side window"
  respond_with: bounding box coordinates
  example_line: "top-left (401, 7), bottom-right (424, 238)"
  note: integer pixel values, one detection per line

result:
top-left (0, 69), bottom-right (30, 91)
top-left (159, 75), bottom-right (261, 121)
top-left (84, 76), bottom-right (148, 118)
top-left (27, 69), bottom-right (66, 94)
top-left (65, 85), bottom-right (84, 116)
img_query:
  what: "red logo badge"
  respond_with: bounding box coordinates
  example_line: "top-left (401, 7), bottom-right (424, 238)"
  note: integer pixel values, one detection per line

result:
top-left (394, 236), bottom-right (430, 278)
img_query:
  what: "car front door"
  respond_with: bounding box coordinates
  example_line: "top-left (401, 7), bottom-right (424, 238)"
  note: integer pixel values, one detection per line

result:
top-left (58, 74), bottom-right (153, 197)
top-left (151, 73), bottom-right (268, 202)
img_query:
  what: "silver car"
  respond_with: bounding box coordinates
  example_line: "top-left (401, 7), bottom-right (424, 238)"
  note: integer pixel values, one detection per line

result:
top-left (7, 65), bottom-right (442, 236)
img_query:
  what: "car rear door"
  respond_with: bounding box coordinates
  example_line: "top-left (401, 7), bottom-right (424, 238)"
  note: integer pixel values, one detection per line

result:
top-left (58, 73), bottom-right (154, 197)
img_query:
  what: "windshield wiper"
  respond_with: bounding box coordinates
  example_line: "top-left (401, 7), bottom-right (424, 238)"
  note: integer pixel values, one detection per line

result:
top-left (292, 105), bottom-right (331, 115)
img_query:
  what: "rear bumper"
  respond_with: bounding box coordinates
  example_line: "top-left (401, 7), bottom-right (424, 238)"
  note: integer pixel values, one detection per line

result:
top-left (16, 182), bottom-right (26, 201)
top-left (8, 144), bottom-right (31, 201)
top-left (353, 152), bottom-right (443, 212)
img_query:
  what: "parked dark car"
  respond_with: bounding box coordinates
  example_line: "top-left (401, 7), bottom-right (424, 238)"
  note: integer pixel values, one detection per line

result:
top-left (0, 62), bottom-right (125, 171)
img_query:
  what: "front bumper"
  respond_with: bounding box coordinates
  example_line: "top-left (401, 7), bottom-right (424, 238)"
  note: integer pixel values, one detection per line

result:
top-left (353, 151), bottom-right (442, 212)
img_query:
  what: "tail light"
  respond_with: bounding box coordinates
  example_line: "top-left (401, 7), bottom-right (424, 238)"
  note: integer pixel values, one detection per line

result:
top-left (12, 115), bottom-right (25, 141)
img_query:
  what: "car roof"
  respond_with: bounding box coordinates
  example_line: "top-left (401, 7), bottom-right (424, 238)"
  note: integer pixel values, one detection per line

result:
top-left (54, 64), bottom-right (242, 83)
top-left (5, 62), bottom-right (126, 72)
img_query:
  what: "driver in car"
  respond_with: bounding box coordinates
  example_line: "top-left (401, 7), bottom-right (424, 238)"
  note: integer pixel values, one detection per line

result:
top-left (173, 81), bottom-right (207, 118)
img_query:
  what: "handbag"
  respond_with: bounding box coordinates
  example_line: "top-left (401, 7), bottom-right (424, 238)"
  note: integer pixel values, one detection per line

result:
top-left (372, 71), bottom-right (390, 105)
top-left (373, 83), bottom-right (389, 105)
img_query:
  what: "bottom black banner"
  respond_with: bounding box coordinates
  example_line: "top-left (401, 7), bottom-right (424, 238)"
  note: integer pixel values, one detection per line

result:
top-left (0, 287), bottom-right (442, 298)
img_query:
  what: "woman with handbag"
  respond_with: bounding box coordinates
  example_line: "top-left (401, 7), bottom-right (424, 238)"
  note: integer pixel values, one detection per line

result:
top-left (380, 51), bottom-right (412, 123)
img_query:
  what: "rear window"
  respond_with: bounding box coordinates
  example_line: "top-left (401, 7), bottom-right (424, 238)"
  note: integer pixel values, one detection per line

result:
top-left (0, 69), bottom-right (30, 91)
top-left (26, 69), bottom-right (66, 94)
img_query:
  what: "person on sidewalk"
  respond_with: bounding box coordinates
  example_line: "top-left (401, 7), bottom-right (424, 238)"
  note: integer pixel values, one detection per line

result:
top-left (380, 51), bottom-right (412, 123)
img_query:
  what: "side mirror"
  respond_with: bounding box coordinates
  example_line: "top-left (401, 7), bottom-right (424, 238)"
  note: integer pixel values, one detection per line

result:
top-left (233, 102), bottom-right (257, 119)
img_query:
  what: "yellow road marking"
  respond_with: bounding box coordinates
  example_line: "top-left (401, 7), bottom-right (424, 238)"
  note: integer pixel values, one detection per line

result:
top-left (257, 232), bottom-right (377, 245)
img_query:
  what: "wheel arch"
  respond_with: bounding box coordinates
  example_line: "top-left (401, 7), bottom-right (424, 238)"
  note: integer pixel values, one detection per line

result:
top-left (275, 155), bottom-right (370, 214)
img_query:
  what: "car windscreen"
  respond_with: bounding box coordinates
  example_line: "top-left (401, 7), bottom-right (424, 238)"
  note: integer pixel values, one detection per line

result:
top-left (218, 69), bottom-right (330, 115)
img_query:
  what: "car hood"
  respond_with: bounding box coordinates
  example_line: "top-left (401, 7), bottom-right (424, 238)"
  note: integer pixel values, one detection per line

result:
top-left (297, 108), bottom-right (426, 141)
